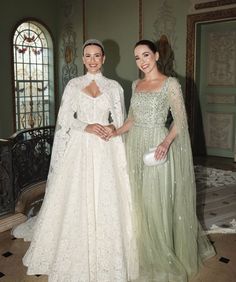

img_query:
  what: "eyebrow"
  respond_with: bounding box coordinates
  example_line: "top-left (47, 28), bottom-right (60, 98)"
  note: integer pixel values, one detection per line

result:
top-left (84, 52), bottom-right (102, 55)
top-left (135, 51), bottom-right (150, 57)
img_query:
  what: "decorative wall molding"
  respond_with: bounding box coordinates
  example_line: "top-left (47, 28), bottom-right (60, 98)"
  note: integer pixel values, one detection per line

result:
top-left (185, 8), bottom-right (236, 151)
top-left (207, 31), bottom-right (236, 86)
top-left (195, 0), bottom-right (236, 10)
top-left (207, 94), bottom-right (235, 104)
top-left (189, 0), bottom-right (236, 13)
top-left (61, 23), bottom-right (78, 90)
top-left (153, 0), bottom-right (177, 49)
top-left (62, 0), bottom-right (74, 18)
top-left (206, 112), bottom-right (233, 149)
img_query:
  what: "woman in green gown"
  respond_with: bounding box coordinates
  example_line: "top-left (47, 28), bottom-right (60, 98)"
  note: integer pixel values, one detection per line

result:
top-left (111, 40), bottom-right (215, 282)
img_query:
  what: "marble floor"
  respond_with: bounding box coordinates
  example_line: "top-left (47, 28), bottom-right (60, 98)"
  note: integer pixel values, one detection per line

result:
top-left (0, 156), bottom-right (235, 281)
top-left (0, 230), bottom-right (235, 282)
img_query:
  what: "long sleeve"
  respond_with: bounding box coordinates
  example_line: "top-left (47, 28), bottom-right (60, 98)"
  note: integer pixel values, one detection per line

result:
top-left (167, 77), bottom-right (194, 183)
top-left (106, 81), bottom-right (126, 128)
top-left (127, 80), bottom-right (138, 120)
top-left (49, 79), bottom-right (77, 173)
top-left (167, 78), bottom-right (188, 135)
top-left (113, 83), bottom-right (126, 127)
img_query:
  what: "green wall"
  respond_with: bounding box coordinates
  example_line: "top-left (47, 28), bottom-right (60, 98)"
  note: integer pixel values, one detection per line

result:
top-left (0, 0), bottom-right (59, 138)
top-left (1, 0), bottom-right (189, 138)
top-left (58, 0), bottom-right (189, 110)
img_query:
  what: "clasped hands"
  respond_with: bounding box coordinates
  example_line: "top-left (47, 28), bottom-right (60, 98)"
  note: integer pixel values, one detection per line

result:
top-left (85, 123), bottom-right (116, 141)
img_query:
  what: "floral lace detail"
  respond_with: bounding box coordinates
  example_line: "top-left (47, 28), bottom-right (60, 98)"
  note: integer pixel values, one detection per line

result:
top-left (49, 73), bottom-right (125, 174)
top-left (13, 74), bottom-right (138, 282)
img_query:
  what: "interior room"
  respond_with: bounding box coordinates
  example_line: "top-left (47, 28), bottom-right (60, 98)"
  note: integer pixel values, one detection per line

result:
top-left (0, 0), bottom-right (236, 281)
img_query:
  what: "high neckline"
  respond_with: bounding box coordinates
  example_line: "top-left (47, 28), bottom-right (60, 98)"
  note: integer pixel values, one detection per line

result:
top-left (85, 72), bottom-right (103, 81)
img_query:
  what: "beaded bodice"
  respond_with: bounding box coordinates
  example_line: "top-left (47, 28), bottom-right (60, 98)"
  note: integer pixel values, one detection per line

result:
top-left (130, 79), bottom-right (169, 128)
top-left (129, 77), bottom-right (188, 134)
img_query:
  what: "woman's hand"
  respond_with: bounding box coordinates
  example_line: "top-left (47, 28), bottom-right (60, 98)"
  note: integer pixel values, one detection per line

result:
top-left (85, 124), bottom-right (108, 139)
top-left (154, 139), bottom-right (171, 160)
top-left (104, 124), bottom-right (116, 134)
top-left (103, 125), bottom-right (116, 141)
top-left (105, 129), bottom-right (118, 141)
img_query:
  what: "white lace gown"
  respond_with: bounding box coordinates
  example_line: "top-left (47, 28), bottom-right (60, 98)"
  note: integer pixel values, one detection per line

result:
top-left (13, 73), bottom-right (138, 282)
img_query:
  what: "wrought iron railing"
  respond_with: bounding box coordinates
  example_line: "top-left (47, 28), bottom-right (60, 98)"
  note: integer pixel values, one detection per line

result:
top-left (0, 139), bottom-right (14, 216)
top-left (0, 126), bottom-right (55, 216)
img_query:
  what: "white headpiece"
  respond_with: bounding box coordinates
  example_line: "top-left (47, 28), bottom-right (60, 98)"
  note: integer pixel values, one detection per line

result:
top-left (82, 39), bottom-right (104, 53)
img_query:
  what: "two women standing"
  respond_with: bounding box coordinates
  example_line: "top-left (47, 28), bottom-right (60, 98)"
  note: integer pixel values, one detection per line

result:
top-left (14, 39), bottom-right (215, 282)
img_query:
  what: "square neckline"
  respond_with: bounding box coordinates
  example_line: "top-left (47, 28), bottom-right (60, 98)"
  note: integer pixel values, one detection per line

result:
top-left (134, 77), bottom-right (169, 94)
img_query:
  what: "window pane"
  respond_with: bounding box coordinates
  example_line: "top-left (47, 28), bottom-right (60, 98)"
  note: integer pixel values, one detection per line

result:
top-left (13, 21), bottom-right (53, 130)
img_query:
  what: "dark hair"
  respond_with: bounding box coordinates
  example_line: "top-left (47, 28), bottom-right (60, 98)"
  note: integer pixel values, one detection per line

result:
top-left (83, 43), bottom-right (105, 56)
top-left (134, 39), bottom-right (157, 54)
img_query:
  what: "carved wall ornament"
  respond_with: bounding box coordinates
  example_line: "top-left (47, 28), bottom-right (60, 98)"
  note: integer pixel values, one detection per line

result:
top-left (61, 23), bottom-right (78, 90)
top-left (207, 31), bottom-right (236, 86)
top-left (153, 0), bottom-right (177, 49)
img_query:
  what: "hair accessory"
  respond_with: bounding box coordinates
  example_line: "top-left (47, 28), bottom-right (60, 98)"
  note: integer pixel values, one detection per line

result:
top-left (83, 39), bottom-right (104, 52)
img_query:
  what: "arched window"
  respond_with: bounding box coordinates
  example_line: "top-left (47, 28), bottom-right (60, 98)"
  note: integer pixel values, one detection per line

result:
top-left (13, 20), bottom-right (55, 130)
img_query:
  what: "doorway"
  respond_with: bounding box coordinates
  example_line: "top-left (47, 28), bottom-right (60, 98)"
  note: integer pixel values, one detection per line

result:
top-left (196, 20), bottom-right (236, 158)
top-left (186, 8), bottom-right (236, 162)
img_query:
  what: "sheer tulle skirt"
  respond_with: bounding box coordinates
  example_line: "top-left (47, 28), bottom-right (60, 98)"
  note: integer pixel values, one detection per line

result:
top-left (126, 125), bottom-right (215, 282)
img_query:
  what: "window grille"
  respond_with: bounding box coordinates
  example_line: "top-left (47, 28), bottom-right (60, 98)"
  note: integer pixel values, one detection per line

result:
top-left (13, 21), bottom-right (54, 130)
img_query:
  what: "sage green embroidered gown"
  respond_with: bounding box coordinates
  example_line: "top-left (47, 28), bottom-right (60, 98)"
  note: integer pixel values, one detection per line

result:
top-left (126, 77), bottom-right (215, 282)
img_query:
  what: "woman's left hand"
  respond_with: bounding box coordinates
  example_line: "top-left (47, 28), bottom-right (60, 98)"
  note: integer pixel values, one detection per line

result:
top-left (103, 124), bottom-right (116, 141)
top-left (154, 139), bottom-right (171, 160)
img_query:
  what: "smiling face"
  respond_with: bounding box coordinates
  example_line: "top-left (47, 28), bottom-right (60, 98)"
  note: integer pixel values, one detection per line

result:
top-left (83, 45), bottom-right (105, 74)
top-left (134, 44), bottom-right (159, 74)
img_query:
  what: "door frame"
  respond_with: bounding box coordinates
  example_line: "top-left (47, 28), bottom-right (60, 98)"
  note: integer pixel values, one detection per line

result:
top-left (186, 8), bottom-right (236, 154)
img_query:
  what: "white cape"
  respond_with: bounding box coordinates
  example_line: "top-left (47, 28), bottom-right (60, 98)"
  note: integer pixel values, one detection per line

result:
top-left (13, 72), bottom-right (138, 282)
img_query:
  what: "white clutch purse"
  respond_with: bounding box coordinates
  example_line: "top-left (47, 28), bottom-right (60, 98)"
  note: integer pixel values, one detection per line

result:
top-left (143, 147), bottom-right (167, 166)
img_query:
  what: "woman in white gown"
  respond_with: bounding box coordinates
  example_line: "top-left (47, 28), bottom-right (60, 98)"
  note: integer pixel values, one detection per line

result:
top-left (13, 39), bottom-right (138, 282)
